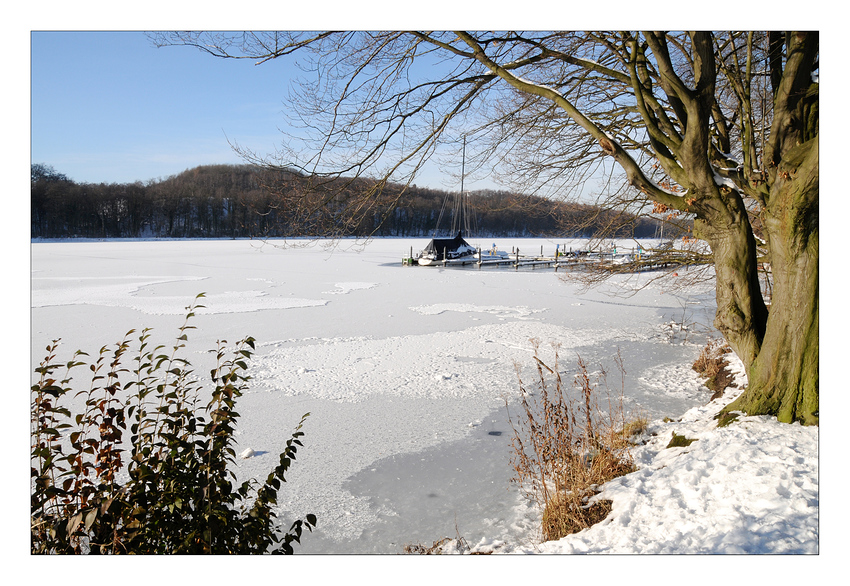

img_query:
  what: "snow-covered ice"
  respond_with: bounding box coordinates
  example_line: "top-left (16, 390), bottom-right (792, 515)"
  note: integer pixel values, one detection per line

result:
top-left (29, 237), bottom-right (819, 557)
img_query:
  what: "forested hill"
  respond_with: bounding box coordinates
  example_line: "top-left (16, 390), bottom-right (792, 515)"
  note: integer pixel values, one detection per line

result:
top-left (31, 163), bottom-right (663, 240)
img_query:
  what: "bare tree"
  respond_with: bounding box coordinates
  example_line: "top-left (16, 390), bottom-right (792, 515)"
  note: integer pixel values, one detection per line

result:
top-left (153, 31), bottom-right (818, 425)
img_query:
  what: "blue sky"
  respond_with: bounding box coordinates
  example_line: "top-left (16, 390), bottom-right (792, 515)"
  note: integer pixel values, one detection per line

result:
top-left (31, 31), bottom-right (311, 185)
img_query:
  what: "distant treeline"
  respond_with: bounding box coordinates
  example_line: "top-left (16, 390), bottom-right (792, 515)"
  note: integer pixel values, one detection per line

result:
top-left (31, 163), bottom-right (664, 239)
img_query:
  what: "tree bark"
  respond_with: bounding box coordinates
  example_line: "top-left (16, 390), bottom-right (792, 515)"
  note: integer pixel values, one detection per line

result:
top-left (695, 195), bottom-right (768, 370)
top-left (725, 138), bottom-right (818, 424)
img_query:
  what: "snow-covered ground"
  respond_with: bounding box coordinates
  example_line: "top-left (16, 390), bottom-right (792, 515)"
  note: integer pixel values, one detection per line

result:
top-left (29, 237), bottom-right (819, 559)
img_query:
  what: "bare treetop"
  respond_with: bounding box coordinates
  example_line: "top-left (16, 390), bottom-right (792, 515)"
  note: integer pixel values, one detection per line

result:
top-left (152, 31), bottom-right (819, 424)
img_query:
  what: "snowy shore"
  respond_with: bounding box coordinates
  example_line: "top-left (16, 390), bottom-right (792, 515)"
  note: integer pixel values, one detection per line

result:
top-left (501, 355), bottom-right (819, 554)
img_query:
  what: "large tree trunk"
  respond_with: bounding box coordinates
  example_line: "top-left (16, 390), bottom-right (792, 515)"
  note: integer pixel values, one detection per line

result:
top-left (725, 139), bottom-right (819, 424)
top-left (696, 197), bottom-right (769, 372)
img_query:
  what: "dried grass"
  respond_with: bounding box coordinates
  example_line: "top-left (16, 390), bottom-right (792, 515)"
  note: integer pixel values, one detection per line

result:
top-left (403, 532), bottom-right (471, 554)
top-left (507, 343), bottom-right (640, 542)
top-left (402, 518), bottom-right (473, 554)
top-left (692, 338), bottom-right (735, 398)
top-left (403, 537), bottom-right (456, 554)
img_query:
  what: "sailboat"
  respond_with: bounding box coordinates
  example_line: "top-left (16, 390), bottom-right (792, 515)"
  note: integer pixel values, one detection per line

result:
top-left (416, 138), bottom-right (495, 266)
top-left (416, 230), bottom-right (477, 266)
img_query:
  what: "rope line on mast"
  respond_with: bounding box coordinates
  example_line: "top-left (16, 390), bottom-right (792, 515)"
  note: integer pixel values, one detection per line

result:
top-left (432, 136), bottom-right (477, 238)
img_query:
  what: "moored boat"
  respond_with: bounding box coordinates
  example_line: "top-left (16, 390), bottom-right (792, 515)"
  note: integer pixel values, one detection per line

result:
top-left (417, 231), bottom-right (477, 265)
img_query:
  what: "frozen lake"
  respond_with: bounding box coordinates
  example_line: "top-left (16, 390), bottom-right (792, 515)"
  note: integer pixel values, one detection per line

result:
top-left (31, 237), bottom-right (720, 553)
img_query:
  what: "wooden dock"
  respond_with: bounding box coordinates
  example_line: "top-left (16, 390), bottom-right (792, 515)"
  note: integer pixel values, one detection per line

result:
top-left (404, 245), bottom-right (687, 273)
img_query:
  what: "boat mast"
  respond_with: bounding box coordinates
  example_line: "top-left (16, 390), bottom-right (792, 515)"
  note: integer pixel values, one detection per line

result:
top-left (451, 137), bottom-right (466, 237)
top-left (460, 136), bottom-right (465, 197)
top-left (460, 136), bottom-right (473, 237)
top-left (445, 136), bottom-right (476, 238)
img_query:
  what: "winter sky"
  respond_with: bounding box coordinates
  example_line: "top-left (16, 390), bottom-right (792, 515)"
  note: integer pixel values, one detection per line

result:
top-left (30, 31), bottom-right (335, 186)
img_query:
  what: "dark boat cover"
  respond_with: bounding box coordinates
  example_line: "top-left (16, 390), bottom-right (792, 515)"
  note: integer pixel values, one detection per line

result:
top-left (422, 231), bottom-right (474, 260)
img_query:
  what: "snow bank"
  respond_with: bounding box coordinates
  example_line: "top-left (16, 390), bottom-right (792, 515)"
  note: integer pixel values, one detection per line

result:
top-left (498, 356), bottom-right (819, 555)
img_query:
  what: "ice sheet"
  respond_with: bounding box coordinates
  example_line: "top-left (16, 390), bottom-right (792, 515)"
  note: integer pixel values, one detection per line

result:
top-left (31, 238), bottom-right (754, 553)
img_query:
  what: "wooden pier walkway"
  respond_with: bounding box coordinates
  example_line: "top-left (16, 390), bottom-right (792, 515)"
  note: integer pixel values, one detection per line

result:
top-left (403, 245), bottom-right (686, 273)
